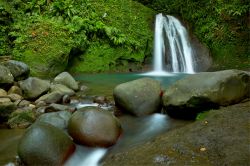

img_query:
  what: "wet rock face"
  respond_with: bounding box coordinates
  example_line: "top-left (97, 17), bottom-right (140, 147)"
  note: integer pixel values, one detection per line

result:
top-left (68, 107), bottom-right (122, 147)
top-left (162, 69), bottom-right (250, 118)
top-left (3, 60), bottom-right (30, 81)
top-left (190, 35), bottom-right (212, 72)
top-left (113, 78), bottom-right (162, 116)
top-left (18, 122), bottom-right (75, 166)
top-left (19, 77), bottom-right (50, 99)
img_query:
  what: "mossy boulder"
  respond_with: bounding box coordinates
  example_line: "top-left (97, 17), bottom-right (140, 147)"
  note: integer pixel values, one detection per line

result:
top-left (113, 78), bottom-right (162, 116)
top-left (0, 64), bottom-right (14, 86)
top-left (68, 107), bottom-right (122, 147)
top-left (0, 100), bottom-right (16, 122)
top-left (3, 60), bottom-right (30, 81)
top-left (18, 122), bottom-right (75, 166)
top-left (7, 109), bottom-right (36, 129)
top-left (162, 70), bottom-right (250, 119)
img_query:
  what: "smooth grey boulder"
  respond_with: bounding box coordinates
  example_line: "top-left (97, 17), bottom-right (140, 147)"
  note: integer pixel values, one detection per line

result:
top-left (50, 83), bottom-right (75, 96)
top-left (3, 60), bottom-right (30, 81)
top-left (54, 72), bottom-right (78, 91)
top-left (35, 91), bottom-right (63, 104)
top-left (19, 77), bottom-right (50, 99)
top-left (113, 78), bottom-right (162, 116)
top-left (0, 64), bottom-right (14, 85)
top-left (68, 107), bottom-right (122, 147)
top-left (36, 111), bottom-right (71, 130)
top-left (162, 69), bottom-right (250, 118)
top-left (18, 122), bottom-right (75, 166)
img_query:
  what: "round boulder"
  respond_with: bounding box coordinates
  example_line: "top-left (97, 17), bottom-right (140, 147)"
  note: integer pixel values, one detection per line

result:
top-left (113, 78), bottom-right (162, 116)
top-left (54, 72), bottom-right (78, 91)
top-left (19, 77), bottom-right (50, 99)
top-left (3, 60), bottom-right (30, 81)
top-left (18, 122), bottom-right (75, 166)
top-left (68, 107), bottom-right (122, 147)
top-left (163, 69), bottom-right (250, 118)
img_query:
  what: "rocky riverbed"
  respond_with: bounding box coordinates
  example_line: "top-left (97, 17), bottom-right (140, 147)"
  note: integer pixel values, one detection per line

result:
top-left (0, 60), bottom-right (249, 165)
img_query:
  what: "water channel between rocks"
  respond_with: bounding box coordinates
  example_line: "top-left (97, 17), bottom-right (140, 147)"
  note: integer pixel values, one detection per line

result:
top-left (0, 73), bottom-right (192, 166)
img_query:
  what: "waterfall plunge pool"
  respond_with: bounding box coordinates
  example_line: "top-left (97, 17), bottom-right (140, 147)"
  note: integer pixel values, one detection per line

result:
top-left (64, 72), bottom-right (193, 166)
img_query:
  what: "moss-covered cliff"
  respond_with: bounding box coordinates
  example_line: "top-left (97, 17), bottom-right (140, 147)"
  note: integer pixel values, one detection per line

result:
top-left (0, 0), bottom-right (155, 77)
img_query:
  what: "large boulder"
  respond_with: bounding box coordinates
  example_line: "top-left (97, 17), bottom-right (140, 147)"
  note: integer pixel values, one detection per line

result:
top-left (0, 64), bottom-right (14, 86)
top-left (36, 111), bottom-right (72, 130)
top-left (3, 60), bottom-right (30, 81)
top-left (162, 70), bottom-right (250, 118)
top-left (68, 107), bottom-right (122, 147)
top-left (19, 77), bottom-right (50, 99)
top-left (18, 122), bottom-right (75, 166)
top-left (54, 72), bottom-right (78, 91)
top-left (113, 78), bottom-right (162, 116)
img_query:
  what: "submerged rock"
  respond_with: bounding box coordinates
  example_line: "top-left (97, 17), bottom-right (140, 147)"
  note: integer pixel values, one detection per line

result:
top-left (19, 77), bottom-right (50, 99)
top-left (3, 60), bottom-right (30, 81)
top-left (68, 107), bottom-right (122, 147)
top-left (113, 78), bottom-right (162, 116)
top-left (54, 72), bottom-right (78, 91)
top-left (162, 69), bottom-right (250, 118)
top-left (18, 122), bottom-right (75, 166)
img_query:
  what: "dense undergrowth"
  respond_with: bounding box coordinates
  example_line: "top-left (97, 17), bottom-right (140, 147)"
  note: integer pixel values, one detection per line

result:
top-left (0, 0), bottom-right (155, 76)
top-left (137, 0), bottom-right (250, 70)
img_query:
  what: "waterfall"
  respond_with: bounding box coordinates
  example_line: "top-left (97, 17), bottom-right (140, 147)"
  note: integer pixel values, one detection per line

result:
top-left (146, 13), bottom-right (195, 75)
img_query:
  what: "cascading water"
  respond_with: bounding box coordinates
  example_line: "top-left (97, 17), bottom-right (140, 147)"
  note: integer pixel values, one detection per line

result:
top-left (145, 13), bottom-right (195, 75)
